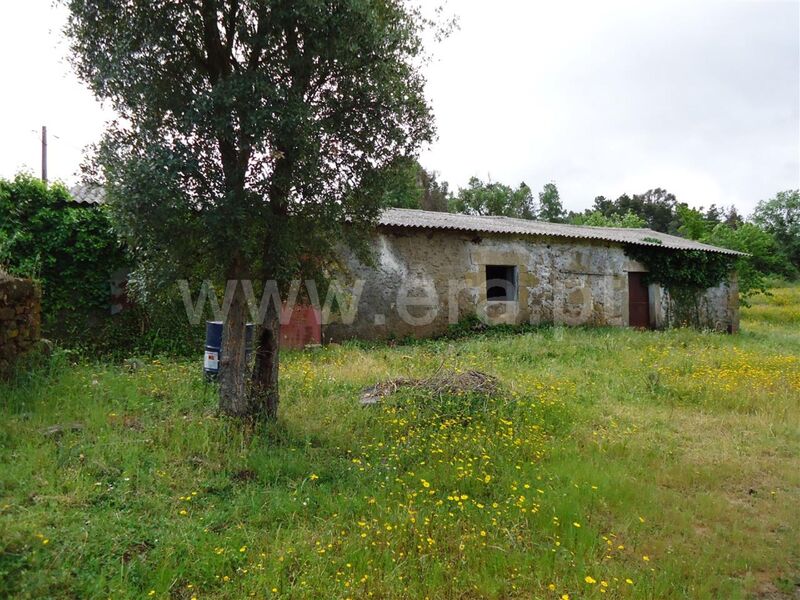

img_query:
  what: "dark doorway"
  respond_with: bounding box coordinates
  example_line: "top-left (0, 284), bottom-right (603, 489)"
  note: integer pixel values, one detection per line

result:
top-left (628, 272), bottom-right (651, 329)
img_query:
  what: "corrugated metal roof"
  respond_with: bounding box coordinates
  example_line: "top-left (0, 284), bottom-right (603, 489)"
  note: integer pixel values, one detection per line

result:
top-left (69, 183), bottom-right (106, 205)
top-left (378, 208), bottom-right (745, 255)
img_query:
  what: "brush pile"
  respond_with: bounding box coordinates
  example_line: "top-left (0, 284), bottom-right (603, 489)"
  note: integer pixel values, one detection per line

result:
top-left (360, 369), bottom-right (499, 406)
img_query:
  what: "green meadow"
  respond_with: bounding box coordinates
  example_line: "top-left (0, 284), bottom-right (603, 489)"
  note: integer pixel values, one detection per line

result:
top-left (1, 285), bottom-right (798, 599)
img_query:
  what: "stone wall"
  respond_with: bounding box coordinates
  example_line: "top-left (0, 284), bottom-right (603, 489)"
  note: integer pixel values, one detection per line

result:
top-left (654, 277), bottom-right (740, 333)
top-left (0, 273), bottom-right (41, 377)
top-left (323, 228), bottom-right (740, 341)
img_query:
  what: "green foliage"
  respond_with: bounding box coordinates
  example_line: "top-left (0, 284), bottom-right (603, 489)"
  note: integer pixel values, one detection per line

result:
top-left (707, 223), bottom-right (795, 278)
top-left (67, 0), bottom-right (447, 413)
top-left (69, 301), bottom-right (207, 359)
top-left (589, 189), bottom-right (681, 233)
top-left (379, 159), bottom-right (450, 212)
top-left (705, 223), bottom-right (797, 301)
top-left (450, 177), bottom-right (535, 219)
top-left (66, 0), bottom-right (439, 295)
top-left (537, 182), bottom-right (565, 223)
top-left (625, 245), bottom-right (736, 327)
top-left (752, 190), bottom-right (800, 271)
top-left (417, 167), bottom-right (451, 212)
top-left (1, 287), bottom-right (798, 598)
top-left (584, 188), bottom-right (794, 305)
top-left (669, 200), bottom-right (795, 301)
top-left (0, 173), bottom-right (127, 325)
top-left (640, 237), bottom-right (662, 245)
top-left (379, 158), bottom-right (426, 210)
top-left (570, 210), bottom-right (647, 228)
top-left (0, 173), bottom-right (206, 357)
top-left (583, 190), bottom-right (744, 236)
top-left (676, 205), bottom-right (710, 240)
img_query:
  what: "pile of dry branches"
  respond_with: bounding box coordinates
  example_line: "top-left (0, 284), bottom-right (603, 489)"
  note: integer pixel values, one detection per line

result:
top-left (360, 369), bottom-right (499, 405)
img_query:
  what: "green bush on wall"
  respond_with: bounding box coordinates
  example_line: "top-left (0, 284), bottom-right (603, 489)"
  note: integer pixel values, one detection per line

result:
top-left (0, 173), bottom-right (203, 358)
top-left (0, 173), bottom-right (126, 318)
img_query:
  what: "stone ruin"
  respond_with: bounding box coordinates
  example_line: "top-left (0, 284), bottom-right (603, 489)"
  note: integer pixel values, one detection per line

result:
top-left (0, 270), bottom-right (41, 377)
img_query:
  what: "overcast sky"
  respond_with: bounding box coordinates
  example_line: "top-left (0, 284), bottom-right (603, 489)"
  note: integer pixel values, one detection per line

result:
top-left (1, 0), bottom-right (798, 216)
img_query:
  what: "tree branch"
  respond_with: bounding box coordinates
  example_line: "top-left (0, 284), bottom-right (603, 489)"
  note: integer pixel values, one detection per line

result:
top-left (223, 0), bottom-right (240, 62)
top-left (247, 5), bottom-right (270, 72)
top-left (200, 0), bottom-right (229, 82)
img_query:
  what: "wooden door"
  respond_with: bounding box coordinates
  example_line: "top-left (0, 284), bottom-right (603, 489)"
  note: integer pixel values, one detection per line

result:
top-left (628, 272), bottom-right (651, 329)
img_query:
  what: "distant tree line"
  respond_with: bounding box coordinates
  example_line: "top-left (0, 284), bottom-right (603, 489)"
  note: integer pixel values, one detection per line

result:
top-left (568, 188), bottom-right (798, 284)
top-left (382, 164), bottom-right (567, 222)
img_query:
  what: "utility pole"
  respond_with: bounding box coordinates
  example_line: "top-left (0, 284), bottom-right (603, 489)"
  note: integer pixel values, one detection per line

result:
top-left (41, 125), bottom-right (48, 185)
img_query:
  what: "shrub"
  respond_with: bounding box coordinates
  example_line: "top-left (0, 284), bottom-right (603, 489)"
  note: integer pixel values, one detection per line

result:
top-left (705, 222), bottom-right (797, 290)
top-left (0, 173), bottom-right (127, 322)
top-left (0, 173), bottom-right (204, 357)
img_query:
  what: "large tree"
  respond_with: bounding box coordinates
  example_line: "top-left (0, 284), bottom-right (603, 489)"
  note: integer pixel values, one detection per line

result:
top-left (66, 0), bottom-right (438, 419)
top-left (450, 177), bottom-right (535, 219)
top-left (590, 188), bottom-right (680, 233)
top-left (537, 182), bottom-right (565, 223)
top-left (752, 190), bottom-right (800, 270)
top-left (380, 159), bottom-right (450, 212)
top-left (705, 222), bottom-right (796, 289)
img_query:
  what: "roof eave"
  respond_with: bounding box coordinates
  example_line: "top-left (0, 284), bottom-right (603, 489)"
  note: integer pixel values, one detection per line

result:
top-left (375, 221), bottom-right (746, 257)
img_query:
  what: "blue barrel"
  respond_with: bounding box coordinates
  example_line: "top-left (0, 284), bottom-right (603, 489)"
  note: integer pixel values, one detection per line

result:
top-left (204, 321), bottom-right (254, 379)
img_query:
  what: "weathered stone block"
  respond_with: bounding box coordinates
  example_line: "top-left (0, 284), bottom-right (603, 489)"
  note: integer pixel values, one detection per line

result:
top-left (0, 273), bottom-right (42, 378)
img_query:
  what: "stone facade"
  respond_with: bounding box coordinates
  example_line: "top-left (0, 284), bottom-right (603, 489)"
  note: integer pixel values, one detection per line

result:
top-left (0, 273), bottom-right (42, 377)
top-left (324, 228), bottom-right (739, 341)
top-left (654, 279), bottom-right (740, 333)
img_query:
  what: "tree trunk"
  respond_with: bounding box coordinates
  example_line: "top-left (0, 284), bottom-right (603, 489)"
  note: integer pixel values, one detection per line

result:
top-left (218, 256), bottom-right (250, 417)
top-left (251, 297), bottom-right (280, 421)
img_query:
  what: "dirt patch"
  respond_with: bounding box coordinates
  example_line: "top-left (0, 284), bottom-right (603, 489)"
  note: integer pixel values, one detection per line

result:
top-left (231, 469), bottom-right (257, 483)
top-left (122, 540), bottom-right (154, 564)
top-left (360, 369), bottom-right (499, 405)
top-left (108, 414), bottom-right (143, 431)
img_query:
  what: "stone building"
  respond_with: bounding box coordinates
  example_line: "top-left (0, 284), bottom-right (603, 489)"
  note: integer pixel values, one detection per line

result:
top-left (65, 185), bottom-right (743, 343)
top-left (324, 208), bottom-right (742, 341)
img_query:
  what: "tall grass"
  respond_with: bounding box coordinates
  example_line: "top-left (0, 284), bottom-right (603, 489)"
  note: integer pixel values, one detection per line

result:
top-left (1, 285), bottom-right (798, 599)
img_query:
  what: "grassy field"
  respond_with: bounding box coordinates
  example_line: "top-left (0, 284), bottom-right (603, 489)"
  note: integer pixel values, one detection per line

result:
top-left (1, 285), bottom-right (799, 599)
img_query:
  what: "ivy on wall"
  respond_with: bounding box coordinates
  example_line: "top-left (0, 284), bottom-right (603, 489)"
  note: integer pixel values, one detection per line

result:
top-left (0, 173), bottom-right (128, 322)
top-left (0, 174), bottom-right (212, 357)
top-left (625, 245), bottom-right (737, 327)
top-left (0, 174), bottom-right (185, 356)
